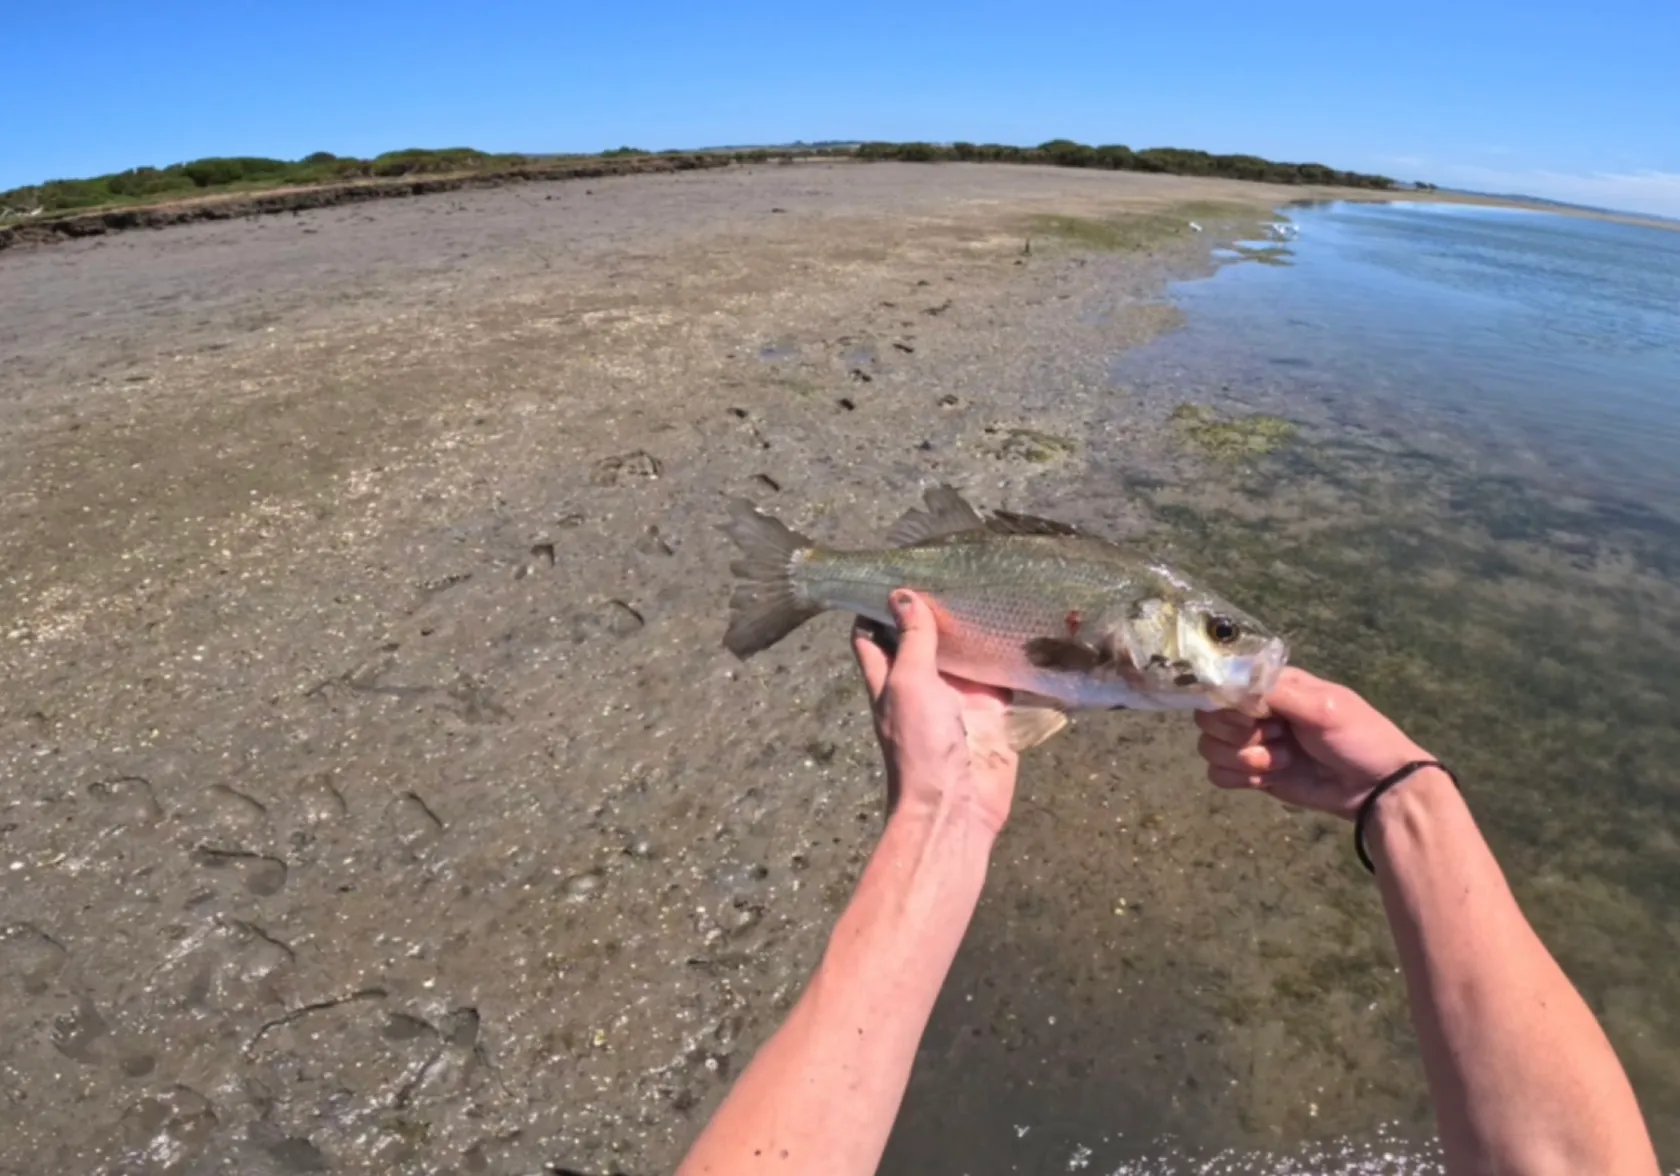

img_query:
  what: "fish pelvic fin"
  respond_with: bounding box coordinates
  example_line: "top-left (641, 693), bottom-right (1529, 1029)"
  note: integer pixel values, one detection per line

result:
top-left (720, 499), bottom-right (824, 659)
top-left (885, 484), bottom-right (986, 546)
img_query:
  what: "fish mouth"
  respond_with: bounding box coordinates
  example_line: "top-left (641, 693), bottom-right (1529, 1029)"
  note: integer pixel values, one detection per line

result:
top-left (1249, 637), bottom-right (1289, 697)
top-left (1209, 638), bottom-right (1289, 710)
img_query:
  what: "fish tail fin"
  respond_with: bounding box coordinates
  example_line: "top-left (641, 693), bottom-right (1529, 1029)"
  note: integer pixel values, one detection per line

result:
top-left (721, 499), bottom-right (825, 659)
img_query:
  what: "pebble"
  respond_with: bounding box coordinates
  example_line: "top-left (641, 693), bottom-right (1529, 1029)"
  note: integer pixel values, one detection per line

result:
top-left (562, 872), bottom-right (602, 902)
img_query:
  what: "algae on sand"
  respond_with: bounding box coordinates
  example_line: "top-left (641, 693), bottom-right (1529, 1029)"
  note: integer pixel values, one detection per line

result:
top-left (1170, 403), bottom-right (1297, 459)
top-left (985, 425), bottom-right (1078, 463)
top-left (1027, 202), bottom-right (1276, 254)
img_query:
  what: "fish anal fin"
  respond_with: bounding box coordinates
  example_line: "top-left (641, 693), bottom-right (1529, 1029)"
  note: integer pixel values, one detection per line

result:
top-left (965, 704), bottom-right (1070, 760)
top-left (1002, 705), bottom-right (1070, 751)
top-left (885, 484), bottom-right (986, 547)
top-left (1024, 636), bottom-right (1106, 673)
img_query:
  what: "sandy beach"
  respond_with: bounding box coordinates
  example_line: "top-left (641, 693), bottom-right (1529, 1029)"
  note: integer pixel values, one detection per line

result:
top-left (1, 162), bottom-right (1447, 1174)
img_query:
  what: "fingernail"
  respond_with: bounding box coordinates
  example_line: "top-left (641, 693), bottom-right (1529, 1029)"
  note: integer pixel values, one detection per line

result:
top-left (889, 590), bottom-right (911, 620)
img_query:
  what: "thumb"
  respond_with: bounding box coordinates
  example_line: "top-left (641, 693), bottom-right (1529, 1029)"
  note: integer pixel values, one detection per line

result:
top-left (888, 589), bottom-right (940, 682)
top-left (1262, 667), bottom-right (1350, 737)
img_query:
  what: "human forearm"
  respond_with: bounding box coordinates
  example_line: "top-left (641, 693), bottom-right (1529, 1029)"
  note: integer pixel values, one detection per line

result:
top-left (1370, 770), bottom-right (1659, 1176)
top-left (676, 799), bottom-right (994, 1176)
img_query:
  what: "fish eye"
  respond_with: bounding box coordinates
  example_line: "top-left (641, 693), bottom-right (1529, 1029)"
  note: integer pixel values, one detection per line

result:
top-left (1206, 615), bottom-right (1240, 645)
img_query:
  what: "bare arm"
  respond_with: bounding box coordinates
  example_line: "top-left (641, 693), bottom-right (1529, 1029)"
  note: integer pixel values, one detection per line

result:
top-left (676, 592), bottom-right (1017, 1176)
top-left (1197, 669), bottom-right (1659, 1176)
top-left (675, 802), bottom-right (992, 1176)
top-left (1370, 768), bottom-right (1658, 1176)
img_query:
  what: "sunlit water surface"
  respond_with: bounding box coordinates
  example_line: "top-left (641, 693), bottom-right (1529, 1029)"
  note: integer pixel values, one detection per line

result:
top-left (888, 202), bottom-right (1680, 1175)
top-left (1126, 201), bottom-right (1679, 1172)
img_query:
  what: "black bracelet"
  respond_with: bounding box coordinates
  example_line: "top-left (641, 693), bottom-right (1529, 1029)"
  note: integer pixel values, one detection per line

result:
top-left (1354, 760), bottom-right (1459, 874)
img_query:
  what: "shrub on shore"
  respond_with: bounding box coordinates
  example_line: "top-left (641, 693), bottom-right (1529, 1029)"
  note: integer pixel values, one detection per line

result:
top-left (855, 138), bottom-right (1394, 188)
top-left (1, 138), bottom-right (1397, 221)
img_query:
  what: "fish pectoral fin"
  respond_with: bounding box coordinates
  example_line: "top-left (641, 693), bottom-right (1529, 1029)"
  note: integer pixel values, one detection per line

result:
top-left (885, 484), bottom-right (987, 546)
top-left (999, 704), bottom-right (1070, 751)
top-left (1024, 636), bottom-right (1107, 673)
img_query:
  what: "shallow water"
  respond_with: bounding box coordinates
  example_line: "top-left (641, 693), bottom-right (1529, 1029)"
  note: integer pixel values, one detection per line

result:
top-left (886, 202), bottom-right (1680, 1174)
top-left (1121, 202), bottom-right (1680, 1166)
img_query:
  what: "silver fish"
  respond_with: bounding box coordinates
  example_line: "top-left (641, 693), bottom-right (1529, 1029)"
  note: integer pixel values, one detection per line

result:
top-left (722, 485), bottom-right (1287, 750)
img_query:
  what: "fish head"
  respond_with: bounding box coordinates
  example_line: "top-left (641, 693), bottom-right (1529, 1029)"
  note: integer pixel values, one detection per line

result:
top-left (1170, 593), bottom-right (1287, 711)
top-left (1111, 569), bottom-right (1287, 711)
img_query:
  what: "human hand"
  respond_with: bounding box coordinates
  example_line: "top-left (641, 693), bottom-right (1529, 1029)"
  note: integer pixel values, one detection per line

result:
top-left (851, 590), bottom-right (1019, 836)
top-left (1194, 667), bottom-right (1433, 821)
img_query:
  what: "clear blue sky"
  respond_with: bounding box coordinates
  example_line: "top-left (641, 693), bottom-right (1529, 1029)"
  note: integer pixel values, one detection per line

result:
top-left (4, 0), bottom-right (1678, 216)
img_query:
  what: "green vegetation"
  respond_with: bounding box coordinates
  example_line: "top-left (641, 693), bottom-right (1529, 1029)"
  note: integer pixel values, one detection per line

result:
top-left (0, 147), bottom-right (536, 218)
top-left (1027, 202), bottom-right (1264, 252)
top-left (1029, 213), bottom-right (1182, 251)
top-left (985, 425), bottom-right (1079, 463)
top-left (858, 138), bottom-right (1396, 189)
top-left (1170, 403), bottom-right (1298, 458)
top-left (2, 137), bottom-right (1401, 225)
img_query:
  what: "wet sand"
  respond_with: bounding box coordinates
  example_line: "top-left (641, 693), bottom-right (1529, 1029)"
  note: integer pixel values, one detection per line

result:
top-left (3, 163), bottom-right (1449, 1174)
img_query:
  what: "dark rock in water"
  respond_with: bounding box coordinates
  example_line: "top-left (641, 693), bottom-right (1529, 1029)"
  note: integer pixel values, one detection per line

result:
top-left (267, 1136), bottom-right (329, 1173)
top-left (605, 600), bottom-right (644, 635)
top-left (574, 600), bottom-right (645, 641)
top-left (634, 526), bottom-right (675, 556)
top-left (444, 1006), bottom-right (481, 1048)
top-left (387, 793), bottom-right (444, 853)
top-left (837, 397), bottom-right (856, 411)
top-left (591, 450), bottom-right (662, 485)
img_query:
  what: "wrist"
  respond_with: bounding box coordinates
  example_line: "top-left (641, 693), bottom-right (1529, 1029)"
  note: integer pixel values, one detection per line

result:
top-left (1364, 765), bottom-right (1463, 873)
top-left (816, 796), bottom-right (993, 982)
top-left (885, 789), bottom-right (1002, 857)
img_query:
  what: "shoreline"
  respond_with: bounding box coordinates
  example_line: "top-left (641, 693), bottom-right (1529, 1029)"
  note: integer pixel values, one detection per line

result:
top-left (6, 156), bottom-right (1671, 255)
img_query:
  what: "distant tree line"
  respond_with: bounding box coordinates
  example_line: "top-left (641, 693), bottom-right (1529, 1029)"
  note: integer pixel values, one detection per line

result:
top-left (3, 139), bottom-right (1404, 220)
top-left (0, 148), bottom-right (539, 217)
top-left (850, 139), bottom-right (1398, 189)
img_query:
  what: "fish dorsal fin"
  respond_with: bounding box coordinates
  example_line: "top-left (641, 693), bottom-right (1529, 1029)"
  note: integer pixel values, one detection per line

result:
top-left (985, 510), bottom-right (1084, 538)
top-left (886, 484), bottom-right (986, 547)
